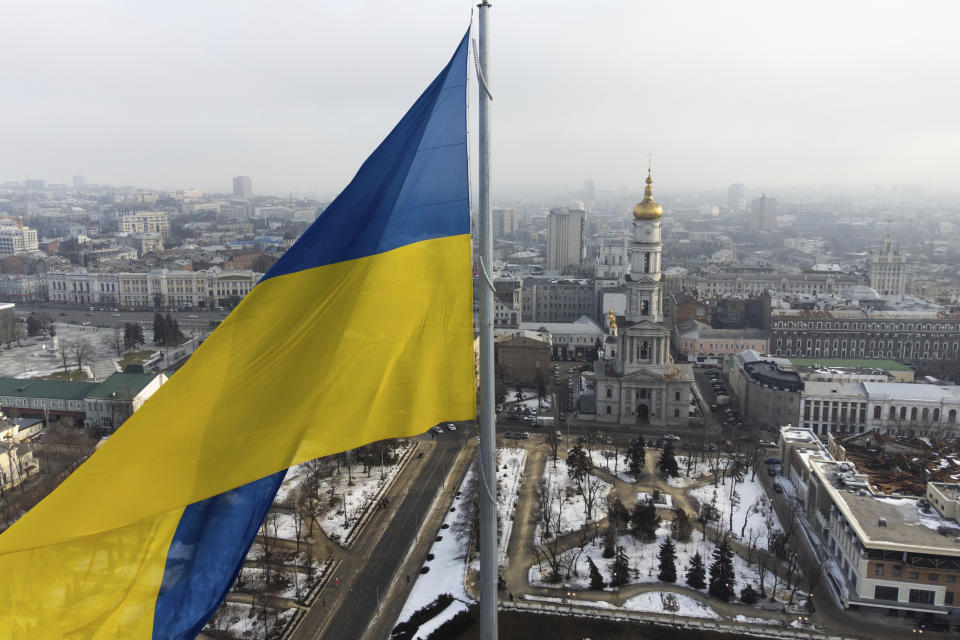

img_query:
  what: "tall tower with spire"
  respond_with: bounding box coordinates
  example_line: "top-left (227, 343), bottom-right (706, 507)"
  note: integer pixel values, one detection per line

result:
top-left (868, 230), bottom-right (906, 298)
top-left (593, 166), bottom-right (694, 428)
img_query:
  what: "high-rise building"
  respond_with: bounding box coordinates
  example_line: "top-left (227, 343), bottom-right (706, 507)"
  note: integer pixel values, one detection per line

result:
top-left (232, 176), bottom-right (252, 197)
top-left (868, 234), bottom-right (907, 298)
top-left (750, 193), bottom-right (777, 231)
top-left (546, 205), bottom-right (585, 272)
top-left (727, 183), bottom-right (746, 212)
top-left (73, 175), bottom-right (85, 189)
top-left (0, 224), bottom-right (39, 254)
top-left (492, 208), bottom-right (518, 238)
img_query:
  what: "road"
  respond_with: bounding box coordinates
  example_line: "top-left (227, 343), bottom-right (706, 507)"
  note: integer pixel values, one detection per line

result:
top-left (293, 433), bottom-right (466, 640)
top-left (13, 303), bottom-right (228, 335)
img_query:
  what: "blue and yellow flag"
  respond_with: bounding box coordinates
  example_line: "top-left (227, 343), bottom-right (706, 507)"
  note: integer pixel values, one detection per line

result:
top-left (0, 32), bottom-right (474, 639)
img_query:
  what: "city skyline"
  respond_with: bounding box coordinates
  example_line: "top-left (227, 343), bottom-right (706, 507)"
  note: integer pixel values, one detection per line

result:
top-left (2, 2), bottom-right (959, 195)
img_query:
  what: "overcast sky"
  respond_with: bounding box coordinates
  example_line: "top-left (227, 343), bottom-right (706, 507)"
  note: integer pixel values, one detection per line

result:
top-left (2, 1), bottom-right (958, 197)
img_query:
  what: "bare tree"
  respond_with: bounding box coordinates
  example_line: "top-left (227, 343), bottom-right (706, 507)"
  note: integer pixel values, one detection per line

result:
top-left (56, 339), bottom-right (73, 374)
top-left (72, 339), bottom-right (92, 373)
top-left (580, 473), bottom-right (607, 522)
top-left (545, 431), bottom-right (560, 464)
top-left (531, 478), bottom-right (567, 581)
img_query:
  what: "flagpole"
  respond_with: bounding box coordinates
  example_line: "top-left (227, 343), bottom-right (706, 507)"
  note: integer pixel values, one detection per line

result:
top-left (476, 1), bottom-right (498, 639)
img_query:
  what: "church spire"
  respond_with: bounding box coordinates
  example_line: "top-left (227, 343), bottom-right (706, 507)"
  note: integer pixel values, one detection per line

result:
top-left (633, 164), bottom-right (663, 220)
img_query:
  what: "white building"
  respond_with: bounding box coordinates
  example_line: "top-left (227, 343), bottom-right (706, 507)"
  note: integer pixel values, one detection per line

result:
top-left (594, 170), bottom-right (694, 427)
top-left (0, 225), bottom-right (39, 254)
top-left (868, 234), bottom-right (907, 299)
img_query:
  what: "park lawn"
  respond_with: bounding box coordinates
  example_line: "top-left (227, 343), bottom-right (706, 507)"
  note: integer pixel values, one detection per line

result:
top-left (117, 349), bottom-right (158, 369)
top-left (37, 370), bottom-right (90, 382)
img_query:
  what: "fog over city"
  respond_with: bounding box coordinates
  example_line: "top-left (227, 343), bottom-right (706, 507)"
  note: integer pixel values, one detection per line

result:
top-left (2, 0), bottom-right (959, 196)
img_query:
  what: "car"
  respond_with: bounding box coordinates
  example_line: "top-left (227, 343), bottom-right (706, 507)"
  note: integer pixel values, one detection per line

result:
top-left (432, 426), bottom-right (443, 434)
top-left (504, 431), bottom-right (514, 439)
top-left (521, 432), bottom-right (530, 439)
top-left (763, 457), bottom-right (782, 465)
top-left (554, 431), bottom-right (562, 439)
top-left (767, 466), bottom-right (778, 477)
top-left (710, 403), bottom-right (718, 411)
top-left (445, 423), bottom-right (456, 431)
top-left (59, 312), bottom-right (67, 316)
top-left (523, 416), bottom-right (536, 425)
top-left (111, 313), bottom-right (121, 317)
top-left (773, 483), bottom-right (784, 494)
top-left (187, 314), bottom-right (199, 319)
top-left (664, 434), bottom-right (680, 441)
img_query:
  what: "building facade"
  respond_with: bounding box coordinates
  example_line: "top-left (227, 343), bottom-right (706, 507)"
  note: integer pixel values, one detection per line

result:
top-left (232, 175), bottom-right (252, 196)
top-left (546, 206), bottom-right (585, 272)
top-left (0, 225), bottom-right (39, 254)
top-left (750, 194), bottom-right (777, 231)
top-left (520, 278), bottom-right (595, 324)
top-left (868, 234), bottom-right (907, 298)
top-left (119, 211), bottom-right (170, 236)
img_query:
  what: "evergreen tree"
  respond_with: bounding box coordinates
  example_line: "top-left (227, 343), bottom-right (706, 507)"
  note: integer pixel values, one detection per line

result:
top-left (657, 537), bottom-right (677, 583)
top-left (630, 499), bottom-right (661, 541)
top-left (708, 537), bottom-right (737, 601)
top-left (587, 556), bottom-right (605, 590)
top-left (658, 441), bottom-right (680, 477)
top-left (626, 438), bottom-right (645, 476)
top-left (566, 445), bottom-right (593, 485)
top-left (602, 525), bottom-right (616, 558)
top-left (607, 496), bottom-right (630, 530)
top-left (152, 313), bottom-right (166, 345)
top-left (123, 322), bottom-right (142, 351)
top-left (671, 507), bottom-right (693, 543)
top-left (740, 583), bottom-right (758, 604)
top-left (610, 546), bottom-right (630, 589)
top-left (686, 551), bottom-right (707, 590)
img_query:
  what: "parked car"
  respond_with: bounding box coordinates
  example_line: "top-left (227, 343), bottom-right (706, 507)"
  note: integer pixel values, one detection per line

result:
top-left (664, 434), bottom-right (680, 441)
top-left (767, 466), bottom-right (779, 477)
top-left (554, 431), bottom-right (563, 439)
top-left (763, 457), bottom-right (782, 465)
top-left (773, 483), bottom-right (784, 494)
top-left (445, 423), bottom-right (456, 431)
top-left (432, 426), bottom-right (443, 434)
top-left (521, 432), bottom-right (530, 439)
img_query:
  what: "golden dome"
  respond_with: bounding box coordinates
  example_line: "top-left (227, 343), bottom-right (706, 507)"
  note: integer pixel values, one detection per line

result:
top-left (607, 307), bottom-right (617, 329)
top-left (632, 168), bottom-right (663, 220)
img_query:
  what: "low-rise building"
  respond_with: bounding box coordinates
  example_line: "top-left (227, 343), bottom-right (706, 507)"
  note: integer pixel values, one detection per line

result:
top-left (674, 320), bottom-right (768, 365)
top-left (727, 350), bottom-right (802, 428)
top-left (0, 416), bottom-right (42, 490)
top-left (780, 426), bottom-right (960, 619)
top-left (83, 372), bottom-right (168, 432)
top-left (494, 332), bottom-right (551, 385)
top-left (519, 315), bottom-right (604, 360)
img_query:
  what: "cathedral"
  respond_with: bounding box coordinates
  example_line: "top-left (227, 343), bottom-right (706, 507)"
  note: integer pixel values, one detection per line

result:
top-left (594, 169), bottom-right (695, 427)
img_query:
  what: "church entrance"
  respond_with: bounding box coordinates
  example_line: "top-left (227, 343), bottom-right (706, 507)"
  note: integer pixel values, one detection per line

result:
top-left (636, 404), bottom-right (649, 424)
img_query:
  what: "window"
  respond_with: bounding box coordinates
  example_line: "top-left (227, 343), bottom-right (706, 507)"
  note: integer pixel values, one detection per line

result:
top-left (606, 406), bottom-right (611, 415)
top-left (606, 388), bottom-right (612, 399)
top-left (947, 576), bottom-right (956, 583)
top-left (675, 391), bottom-right (680, 401)
top-left (930, 574), bottom-right (939, 582)
top-left (947, 592), bottom-right (954, 605)
top-left (909, 589), bottom-right (936, 605)
top-left (673, 408), bottom-right (680, 417)
top-left (910, 572), bottom-right (919, 579)
top-left (892, 565), bottom-right (902, 577)
top-left (874, 585), bottom-right (899, 601)
top-left (875, 564), bottom-right (885, 577)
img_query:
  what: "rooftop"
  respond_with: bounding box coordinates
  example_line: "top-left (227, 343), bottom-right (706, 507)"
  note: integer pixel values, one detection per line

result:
top-left (790, 358), bottom-right (912, 372)
top-left (85, 373), bottom-right (161, 400)
top-left (812, 459), bottom-right (960, 555)
top-left (0, 378), bottom-right (97, 400)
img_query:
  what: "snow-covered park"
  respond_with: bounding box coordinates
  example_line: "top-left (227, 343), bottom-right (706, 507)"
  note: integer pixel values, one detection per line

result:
top-left (535, 459), bottom-right (612, 544)
top-left (689, 472), bottom-right (781, 549)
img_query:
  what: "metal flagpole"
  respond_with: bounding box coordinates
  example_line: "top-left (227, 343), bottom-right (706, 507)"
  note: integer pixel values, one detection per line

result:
top-left (476, 1), bottom-right (498, 639)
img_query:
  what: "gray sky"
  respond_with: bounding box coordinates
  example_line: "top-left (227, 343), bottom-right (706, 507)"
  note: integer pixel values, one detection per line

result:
top-left (2, 0), bottom-right (958, 196)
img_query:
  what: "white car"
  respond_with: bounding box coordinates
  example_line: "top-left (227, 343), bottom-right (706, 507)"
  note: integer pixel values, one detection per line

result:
top-left (445, 423), bottom-right (457, 431)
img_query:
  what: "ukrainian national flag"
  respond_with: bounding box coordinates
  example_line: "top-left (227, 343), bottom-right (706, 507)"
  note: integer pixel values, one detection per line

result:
top-left (0, 32), bottom-right (474, 639)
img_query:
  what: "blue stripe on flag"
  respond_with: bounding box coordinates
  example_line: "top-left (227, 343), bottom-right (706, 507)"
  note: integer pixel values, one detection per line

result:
top-left (262, 30), bottom-right (469, 282)
top-left (153, 471), bottom-right (286, 640)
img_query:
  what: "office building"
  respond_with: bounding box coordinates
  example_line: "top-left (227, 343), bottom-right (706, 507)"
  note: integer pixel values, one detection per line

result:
top-left (546, 205), bottom-right (585, 272)
top-left (750, 194), bottom-right (777, 231)
top-left (232, 175), bottom-right (253, 197)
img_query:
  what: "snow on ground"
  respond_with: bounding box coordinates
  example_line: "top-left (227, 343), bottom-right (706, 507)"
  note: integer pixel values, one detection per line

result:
top-left (274, 463), bottom-right (308, 503)
top-left (733, 614), bottom-right (781, 625)
top-left (667, 458), bottom-right (708, 488)
top-left (310, 443), bottom-right (411, 543)
top-left (266, 510), bottom-right (305, 541)
top-left (589, 449), bottom-right (634, 482)
top-left (205, 602), bottom-right (294, 637)
top-left (523, 594), bottom-right (614, 608)
top-left (689, 472), bottom-right (781, 549)
top-left (395, 467), bottom-right (477, 632)
top-left (623, 592), bottom-right (720, 620)
top-left (234, 567), bottom-right (307, 600)
top-left (529, 525), bottom-right (775, 599)
top-left (497, 448), bottom-right (527, 566)
top-left (535, 459), bottom-right (611, 544)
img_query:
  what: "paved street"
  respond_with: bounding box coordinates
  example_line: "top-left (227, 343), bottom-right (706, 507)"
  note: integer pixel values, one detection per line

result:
top-left (291, 432), bottom-right (472, 640)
